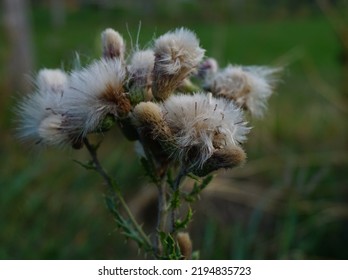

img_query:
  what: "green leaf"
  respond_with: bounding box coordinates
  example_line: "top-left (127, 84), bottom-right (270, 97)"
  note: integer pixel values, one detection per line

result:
top-left (170, 189), bottom-right (180, 210)
top-left (159, 232), bottom-right (182, 260)
top-left (104, 196), bottom-right (146, 249)
top-left (191, 250), bottom-right (200, 260)
top-left (140, 157), bottom-right (159, 184)
top-left (174, 207), bottom-right (193, 231)
top-left (73, 159), bottom-right (95, 170)
top-left (97, 114), bottom-right (116, 132)
top-left (185, 174), bottom-right (214, 202)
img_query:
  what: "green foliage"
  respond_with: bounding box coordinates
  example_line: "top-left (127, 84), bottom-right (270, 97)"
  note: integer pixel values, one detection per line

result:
top-left (140, 157), bottom-right (160, 184)
top-left (159, 232), bottom-right (182, 260)
top-left (185, 174), bottom-right (214, 202)
top-left (174, 208), bottom-right (193, 231)
top-left (105, 196), bottom-right (146, 250)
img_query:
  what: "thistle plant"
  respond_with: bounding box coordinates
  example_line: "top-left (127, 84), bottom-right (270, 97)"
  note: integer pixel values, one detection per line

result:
top-left (16, 27), bottom-right (280, 259)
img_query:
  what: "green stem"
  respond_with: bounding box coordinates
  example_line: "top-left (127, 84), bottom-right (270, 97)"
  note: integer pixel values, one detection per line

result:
top-left (116, 189), bottom-right (152, 248)
top-left (83, 137), bottom-right (153, 253)
top-left (170, 167), bottom-right (186, 233)
top-left (157, 177), bottom-right (168, 231)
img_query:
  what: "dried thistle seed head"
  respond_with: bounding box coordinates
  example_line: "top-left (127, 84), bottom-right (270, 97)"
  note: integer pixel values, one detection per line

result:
top-left (101, 28), bottom-right (125, 61)
top-left (161, 93), bottom-right (250, 170)
top-left (197, 57), bottom-right (219, 80)
top-left (16, 91), bottom-right (71, 147)
top-left (154, 28), bottom-right (205, 74)
top-left (128, 49), bottom-right (155, 103)
top-left (64, 58), bottom-right (130, 136)
top-left (16, 69), bottom-right (75, 147)
top-left (191, 145), bottom-right (246, 177)
top-left (152, 28), bottom-right (205, 100)
top-left (176, 232), bottom-right (192, 260)
top-left (207, 65), bottom-right (281, 118)
top-left (37, 69), bottom-right (68, 94)
top-left (128, 49), bottom-right (155, 78)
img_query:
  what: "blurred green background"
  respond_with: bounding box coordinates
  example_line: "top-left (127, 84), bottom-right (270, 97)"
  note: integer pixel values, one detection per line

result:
top-left (1, 0), bottom-right (347, 259)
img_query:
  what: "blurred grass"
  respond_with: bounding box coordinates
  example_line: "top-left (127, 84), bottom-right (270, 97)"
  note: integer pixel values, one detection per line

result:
top-left (0, 5), bottom-right (347, 259)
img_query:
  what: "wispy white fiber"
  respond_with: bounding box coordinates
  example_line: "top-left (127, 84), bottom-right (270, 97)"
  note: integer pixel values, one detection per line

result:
top-left (206, 65), bottom-right (280, 117)
top-left (64, 58), bottom-right (126, 135)
top-left (16, 69), bottom-right (71, 146)
top-left (128, 49), bottom-right (155, 87)
top-left (154, 28), bottom-right (205, 75)
top-left (161, 92), bottom-right (250, 168)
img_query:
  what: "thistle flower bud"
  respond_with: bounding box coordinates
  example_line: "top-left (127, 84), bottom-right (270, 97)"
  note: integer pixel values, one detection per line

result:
top-left (132, 102), bottom-right (171, 141)
top-left (176, 232), bottom-right (192, 260)
top-left (101, 28), bottom-right (125, 61)
top-left (152, 28), bottom-right (205, 100)
top-left (132, 102), bottom-right (173, 174)
top-left (65, 58), bottom-right (130, 136)
top-left (206, 65), bottom-right (280, 118)
top-left (127, 49), bottom-right (155, 103)
top-left (192, 146), bottom-right (246, 177)
top-left (161, 93), bottom-right (250, 173)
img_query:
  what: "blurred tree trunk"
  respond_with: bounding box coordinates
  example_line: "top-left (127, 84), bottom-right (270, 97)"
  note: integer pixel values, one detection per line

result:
top-left (50, 0), bottom-right (66, 28)
top-left (317, 0), bottom-right (348, 104)
top-left (3, 0), bottom-right (35, 93)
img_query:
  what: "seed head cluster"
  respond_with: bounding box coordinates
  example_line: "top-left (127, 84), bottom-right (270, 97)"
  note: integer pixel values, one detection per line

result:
top-left (16, 27), bottom-right (280, 176)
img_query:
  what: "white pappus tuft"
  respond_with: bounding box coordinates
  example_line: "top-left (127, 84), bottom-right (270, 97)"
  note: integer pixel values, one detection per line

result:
top-left (128, 49), bottom-right (155, 75)
top-left (127, 49), bottom-right (155, 101)
top-left (206, 65), bottom-right (281, 118)
top-left (64, 58), bottom-right (130, 136)
top-left (16, 69), bottom-right (72, 147)
top-left (153, 28), bottom-right (205, 75)
top-left (161, 92), bottom-right (250, 168)
top-left (152, 28), bottom-right (205, 100)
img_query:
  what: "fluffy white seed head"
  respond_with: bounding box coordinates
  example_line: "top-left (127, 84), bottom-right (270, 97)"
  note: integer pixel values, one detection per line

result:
top-left (101, 28), bottom-right (125, 60)
top-left (161, 92), bottom-right (250, 168)
top-left (128, 49), bottom-right (155, 101)
top-left (128, 49), bottom-right (155, 75)
top-left (207, 65), bottom-right (280, 118)
top-left (65, 58), bottom-right (130, 136)
top-left (197, 57), bottom-right (219, 80)
top-left (154, 28), bottom-right (205, 75)
top-left (16, 69), bottom-right (71, 147)
top-left (152, 28), bottom-right (205, 100)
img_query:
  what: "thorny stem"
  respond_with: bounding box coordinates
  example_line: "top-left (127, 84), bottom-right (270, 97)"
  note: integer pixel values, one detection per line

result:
top-left (83, 138), bottom-right (114, 195)
top-left (156, 176), bottom-right (168, 231)
top-left (170, 167), bottom-right (186, 233)
top-left (155, 175), bottom-right (168, 254)
top-left (83, 137), bottom-right (153, 254)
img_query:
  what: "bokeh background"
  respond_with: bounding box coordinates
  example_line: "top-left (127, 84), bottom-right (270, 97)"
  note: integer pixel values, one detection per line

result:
top-left (1, 0), bottom-right (347, 259)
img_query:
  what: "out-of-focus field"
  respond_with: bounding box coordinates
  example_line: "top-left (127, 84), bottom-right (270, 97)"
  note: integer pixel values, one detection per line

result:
top-left (0, 4), bottom-right (347, 259)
